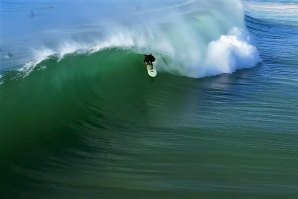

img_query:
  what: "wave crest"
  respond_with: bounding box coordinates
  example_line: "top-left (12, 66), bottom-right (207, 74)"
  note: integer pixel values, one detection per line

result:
top-left (19, 0), bottom-right (261, 78)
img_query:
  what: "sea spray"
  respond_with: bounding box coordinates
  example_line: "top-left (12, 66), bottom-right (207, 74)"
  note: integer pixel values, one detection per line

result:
top-left (16, 0), bottom-right (261, 78)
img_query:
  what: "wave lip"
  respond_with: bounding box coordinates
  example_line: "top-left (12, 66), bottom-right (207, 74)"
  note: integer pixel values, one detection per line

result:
top-left (16, 0), bottom-right (261, 79)
top-left (19, 48), bottom-right (55, 75)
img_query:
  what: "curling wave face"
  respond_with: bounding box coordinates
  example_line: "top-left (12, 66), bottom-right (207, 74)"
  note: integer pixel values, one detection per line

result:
top-left (0, 0), bottom-right (263, 166)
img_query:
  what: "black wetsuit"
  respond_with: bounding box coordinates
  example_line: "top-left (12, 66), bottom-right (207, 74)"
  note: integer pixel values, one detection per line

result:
top-left (144, 54), bottom-right (155, 66)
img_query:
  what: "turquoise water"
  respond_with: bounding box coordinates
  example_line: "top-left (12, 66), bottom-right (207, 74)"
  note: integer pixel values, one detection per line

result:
top-left (1, 0), bottom-right (298, 198)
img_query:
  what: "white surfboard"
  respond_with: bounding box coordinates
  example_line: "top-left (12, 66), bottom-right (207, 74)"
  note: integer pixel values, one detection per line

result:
top-left (146, 64), bottom-right (157, 77)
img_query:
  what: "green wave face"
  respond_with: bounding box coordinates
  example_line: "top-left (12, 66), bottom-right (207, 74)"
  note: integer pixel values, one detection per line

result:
top-left (0, 49), bottom-right (148, 153)
top-left (0, 49), bottom-right (198, 196)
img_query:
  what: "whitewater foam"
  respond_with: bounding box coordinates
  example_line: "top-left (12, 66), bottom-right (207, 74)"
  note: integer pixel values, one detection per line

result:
top-left (202, 28), bottom-right (261, 77)
top-left (17, 0), bottom-right (261, 78)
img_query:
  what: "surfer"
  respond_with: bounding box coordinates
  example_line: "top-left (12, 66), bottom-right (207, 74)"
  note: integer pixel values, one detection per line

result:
top-left (144, 54), bottom-right (155, 69)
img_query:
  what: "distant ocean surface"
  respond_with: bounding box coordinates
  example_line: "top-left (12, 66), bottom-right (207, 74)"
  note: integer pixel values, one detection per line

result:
top-left (0, 0), bottom-right (297, 198)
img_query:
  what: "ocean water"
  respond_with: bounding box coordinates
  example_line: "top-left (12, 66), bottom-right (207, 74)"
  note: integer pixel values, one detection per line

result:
top-left (0, 0), bottom-right (297, 198)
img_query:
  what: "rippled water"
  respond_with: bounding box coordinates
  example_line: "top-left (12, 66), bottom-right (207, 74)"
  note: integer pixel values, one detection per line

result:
top-left (0, 0), bottom-right (298, 198)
